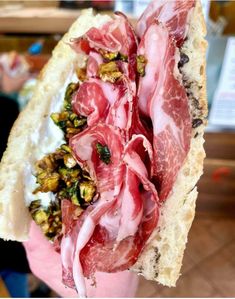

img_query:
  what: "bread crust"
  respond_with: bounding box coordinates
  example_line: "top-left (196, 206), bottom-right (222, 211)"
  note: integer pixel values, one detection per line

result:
top-left (132, 0), bottom-right (207, 285)
top-left (0, 1), bottom-right (207, 288)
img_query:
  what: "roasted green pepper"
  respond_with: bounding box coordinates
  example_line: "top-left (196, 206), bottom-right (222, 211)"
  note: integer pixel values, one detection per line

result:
top-left (96, 142), bottom-right (111, 165)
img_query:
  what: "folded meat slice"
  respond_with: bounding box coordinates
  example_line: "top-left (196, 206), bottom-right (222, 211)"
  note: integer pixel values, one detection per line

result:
top-left (71, 12), bottom-right (139, 141)
top-left (123, 134), bottom-right (154, 181)
top-left (71, 12), bottom-right (138, 84)
top-left (60, 199), bottom-right (85, 289)
top-left (70, 123), bottom-right (125, 194)
top-left (86, 51), bottom-right (103, 78)
top-left (80, 169), bottom-right (158, 277)
top-left (61, 124), bottom-right (124, 296)
top-left (137, 23), bottom-right (191, 201)
top-left (105, 76), bottom-right (135, 138)
top-left (79, 134), bottom-right (159, 279)
top-left (136, 0), bottom-right (195, 47)
top-left (72, 13), bottom-right (137, 59)
top-left (72, 79), bottom-right (119, 127)
top-left (60, 126), bottom-right (159, 297)
top-left (72, 77), bottom-right (136, 140)
top-left (117, 134), bottom-right (156, 242)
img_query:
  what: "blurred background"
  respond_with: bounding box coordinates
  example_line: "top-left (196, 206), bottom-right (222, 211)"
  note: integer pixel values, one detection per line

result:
top-left (0, 0), bottom-right (234, 298)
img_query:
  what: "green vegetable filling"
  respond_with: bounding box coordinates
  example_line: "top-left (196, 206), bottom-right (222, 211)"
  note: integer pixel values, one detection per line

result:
top-left (96, 142), bottom-right (111, 165)
top-left (29, 199), bottom-right (62, 240)
top-left (99, 50), bottom-right (128, 62)
top-left (51, 83), bottom-right (87, 139)
top-left (30, 82), bottom-right (96, 239)
top-left (33, 144), bottom-right (96, 208)
top-left (98, 61), bottom-right (123, 83)
top-left (137, 55), bottom-right (147, 77)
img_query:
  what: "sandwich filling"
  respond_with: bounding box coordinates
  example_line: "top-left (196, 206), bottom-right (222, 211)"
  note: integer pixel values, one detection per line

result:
top-left (27, 0), bottom-right (198, 296)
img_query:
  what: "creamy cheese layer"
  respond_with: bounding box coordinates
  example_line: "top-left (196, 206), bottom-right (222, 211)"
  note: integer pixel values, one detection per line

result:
top-left (24, 71), bottom-right (78, 208)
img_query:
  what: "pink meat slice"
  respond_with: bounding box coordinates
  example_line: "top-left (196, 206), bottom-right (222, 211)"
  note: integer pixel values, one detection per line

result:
top-left (60, 124), bottom-right (159, 296)
top-left (136, 0), bottom-right (195, 47)
top-left (137, 22), bottom-right (191, 201)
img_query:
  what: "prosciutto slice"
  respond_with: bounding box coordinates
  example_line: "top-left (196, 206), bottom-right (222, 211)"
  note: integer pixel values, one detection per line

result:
top-left (61, 128), bottom-right (159, 296)
top-left (70, 123), bottom-right (125, 194)
top-left (136, 0), bottom-right (195, 47)
top-left (72, 77), bottom-right (135, 139)
top-left (72, 13), bottom-right (137, 59)
top-left (71, 12), bottom-right (139, 141)
top-left (86, 51), bottom-right (103, 78)
top-left (60, 199), bottom-right (85, 289)
top-left (72, 79), bottom-right (119, 127)
top-left (137, 22), bottom-right (191, 201)
top-left (80, 180), bottom-right (158, 277)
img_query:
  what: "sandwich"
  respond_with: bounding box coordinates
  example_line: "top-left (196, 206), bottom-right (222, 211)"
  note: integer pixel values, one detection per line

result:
top-left (0, 0), bottom-right (207, 297)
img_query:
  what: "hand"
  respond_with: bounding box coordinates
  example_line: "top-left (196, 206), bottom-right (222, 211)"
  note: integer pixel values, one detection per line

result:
top-left (23, 222), bottom-right (139, 298)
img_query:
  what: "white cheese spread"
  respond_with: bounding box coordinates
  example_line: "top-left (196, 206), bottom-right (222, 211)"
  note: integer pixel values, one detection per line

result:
top-left (24, 71), bottom-right (78, 208)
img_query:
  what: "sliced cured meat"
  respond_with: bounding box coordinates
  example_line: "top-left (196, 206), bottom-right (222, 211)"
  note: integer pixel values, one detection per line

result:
top-left (114, 12), bottom-right (138, 58)
top-left (137, 22), bottom-right (167, 117)
top-left (61, 204), bottom-right (89, 291)
top-left (115, 169), bottom-right (143, 242)
top-left (137, 23), bottom-right (191, 201)
top-left (72, 77), bottom-right (135, 139)
top-left (86, 51), bottom-right (103, 78)
top-left (71, 13), bottom-right (138, 139)
top-left (70, 123), bottom-right (125, 195)
top-left (72, 79), bottom-right (119, 127)
top-left (80, 168), bottom-right (158, 277)
top-left (61, 127), bottom-right (159, 297)
top-left (123, 134), bottom-right (154, 179)
top-left (114, 12), bottom-right (138, 82)
top-left (62, 136), bottom-right (113, 293)
top-left (62, 122), bottom-right (125, 296)
top-left (105, 77), bottom-right (134, 138)
top-left (79, 138), bottom-right (159, 277)
top-left (61, 199), bottom-right (82, 236)
top-left (60, 200), bottom-right (81, 289)
top-left (72, 13), bottom-right (137, 59)
top-left (116, 135), bottom-right (157, 241)
top-left (137, 0), bottom-right (195, 47)
top-left (71, 13), bottom-right (138, 83)
top-left (80, 193), bottom-right (158, 277)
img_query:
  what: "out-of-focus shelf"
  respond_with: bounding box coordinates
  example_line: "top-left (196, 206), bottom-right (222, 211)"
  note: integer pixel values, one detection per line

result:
top-left (0, 7), bottom-right (136, 34)
top-left (0, 7), bottom-right (81, 34)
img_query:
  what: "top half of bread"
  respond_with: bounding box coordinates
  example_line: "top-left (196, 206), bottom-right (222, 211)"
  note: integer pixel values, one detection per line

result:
top-left (0, 0), bottom-right (207, 287)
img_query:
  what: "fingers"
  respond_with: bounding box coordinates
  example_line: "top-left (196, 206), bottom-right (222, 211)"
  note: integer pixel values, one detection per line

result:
top-left (86, 271), bottom-right (139, 298)
top-left (1, 72), bottom-right (31, 93)
top-left (23, 223), bottom-right (77, 298)
top-left (24, 222), bottom-right (139, 298)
